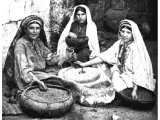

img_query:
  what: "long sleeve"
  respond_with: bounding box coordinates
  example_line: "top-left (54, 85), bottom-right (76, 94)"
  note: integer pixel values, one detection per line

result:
top-left (36, 40), bottom-right (58, 66)
top-left (98, 40), bottom-right (120, 65)
top-left (14, 42), bottom-right (34, 84)
top-left (119, 44), bottom-right (148, 89)
top-left (41, 45), bottom-right (61, 66)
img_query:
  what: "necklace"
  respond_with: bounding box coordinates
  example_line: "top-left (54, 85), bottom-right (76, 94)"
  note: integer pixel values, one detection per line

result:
top-left (78, 26), bottom-right (82, 33)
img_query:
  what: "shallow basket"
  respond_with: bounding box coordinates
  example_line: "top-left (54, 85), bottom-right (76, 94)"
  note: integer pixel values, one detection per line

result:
top-left (119, 86), bottom-right (156, 109)
top-left (19, 84), bottom-right (74, 118)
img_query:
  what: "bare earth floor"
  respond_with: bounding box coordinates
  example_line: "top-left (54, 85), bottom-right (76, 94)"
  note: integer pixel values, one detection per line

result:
top-left (2, 102), bottom-right (158, 120)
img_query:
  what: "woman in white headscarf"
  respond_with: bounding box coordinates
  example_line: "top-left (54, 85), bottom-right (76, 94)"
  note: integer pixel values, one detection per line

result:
top-left (57, 5), bottom-right (100, 63)
top-left (75, 19), bottom-right (156, 99)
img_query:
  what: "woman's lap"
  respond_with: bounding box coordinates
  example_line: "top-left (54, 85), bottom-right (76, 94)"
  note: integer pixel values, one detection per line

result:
top-left (112, 76), bottom-right (133, 92)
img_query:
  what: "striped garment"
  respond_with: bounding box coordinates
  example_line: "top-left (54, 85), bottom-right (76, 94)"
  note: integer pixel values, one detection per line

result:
top-left (2, 96), bottom-right (23, 115)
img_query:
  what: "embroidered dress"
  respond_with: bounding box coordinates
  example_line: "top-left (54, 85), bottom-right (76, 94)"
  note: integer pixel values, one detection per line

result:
top-left (3, 15), bottom-right (60, 91)
top-left (98, 19), bottom-right (156, 92)
top-left (14, 36), bottom-right (58, 90)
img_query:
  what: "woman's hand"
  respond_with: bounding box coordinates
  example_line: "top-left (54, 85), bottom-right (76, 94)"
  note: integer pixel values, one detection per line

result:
top-left (72, 53), bottom-right (77, 61)
top-left (69, 32), bottom-right (77, 39)
top-left (29, 71), bottom-right (48, 91)
top-left (131, 89), bottom-right (137, 100)
top-left (35, 79), bottom-right (48, 91)
top-left (132, 84), bottom-right (138, 100)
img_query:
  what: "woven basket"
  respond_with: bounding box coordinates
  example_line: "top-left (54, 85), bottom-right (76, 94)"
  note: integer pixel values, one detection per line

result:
top-left (19, 84), bottom-right (74, 118)
top-left (119, 86), bottom-right (156, 109)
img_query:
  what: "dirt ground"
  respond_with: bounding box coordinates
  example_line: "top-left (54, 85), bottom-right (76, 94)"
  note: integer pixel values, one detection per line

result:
top-left (2, 99), bottom-right (158, 120)
top-left (2, 40), bottom-right (158, 120)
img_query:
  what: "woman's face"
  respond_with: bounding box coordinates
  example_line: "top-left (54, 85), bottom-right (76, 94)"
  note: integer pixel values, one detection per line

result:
top-left (75, 10), bottom-right (87, 23)
top-left (26, 23), bottom-right (41, 40)
top-left (120, 27), bottom-right (133, 43)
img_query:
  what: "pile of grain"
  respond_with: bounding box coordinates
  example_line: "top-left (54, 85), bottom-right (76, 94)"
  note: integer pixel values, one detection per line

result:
top-left (27, 88), bottom-right (69, 103)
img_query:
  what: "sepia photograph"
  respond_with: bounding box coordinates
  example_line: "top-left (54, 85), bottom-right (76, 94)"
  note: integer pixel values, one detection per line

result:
top-left (2, 0), bottom-right (158, 119)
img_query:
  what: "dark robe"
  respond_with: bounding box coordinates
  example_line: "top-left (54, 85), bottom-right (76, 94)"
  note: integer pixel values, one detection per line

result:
top-left (65, 21), bottom-right (91, 62)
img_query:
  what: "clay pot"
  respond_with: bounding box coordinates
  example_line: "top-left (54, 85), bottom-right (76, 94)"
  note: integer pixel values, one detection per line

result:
top-left (104, 8), bottom-right (129, 32)
top-left (127, 12), bottom-right (151, 38)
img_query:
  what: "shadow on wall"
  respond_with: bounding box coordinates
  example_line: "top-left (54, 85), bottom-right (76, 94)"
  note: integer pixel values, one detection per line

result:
top-left (49, 13), bottom-right (71, 53)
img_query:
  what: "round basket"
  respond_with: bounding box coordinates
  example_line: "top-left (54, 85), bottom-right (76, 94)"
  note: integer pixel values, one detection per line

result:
top-left (119, 86), bottom-right (156, 109)
top-left (19, 84), bottom-right (74, 118)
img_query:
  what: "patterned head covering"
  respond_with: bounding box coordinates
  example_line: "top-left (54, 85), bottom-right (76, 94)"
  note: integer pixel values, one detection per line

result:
top-left (118, 19), bottom-right (156, 91)
top-left (3, 15), bottom-right (47, 91)
top-left (118, 20), bottom-right (132, 40)
top-left (13, 15), bottom-right (47, 46)
top-left (119, 21), bottom-right (132, 31)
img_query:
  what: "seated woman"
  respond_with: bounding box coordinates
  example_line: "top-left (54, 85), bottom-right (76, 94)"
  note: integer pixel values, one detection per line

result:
top-left (3, 15), bottom-right (64, 100)
top-left (75, 19), bottom-right (156, 99)
top-left (57, 5), bottom-right (100, 63)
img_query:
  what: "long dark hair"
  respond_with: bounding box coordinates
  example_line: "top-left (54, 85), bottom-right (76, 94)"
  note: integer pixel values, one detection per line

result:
top-left (74, 6), bottom-right (86, 17)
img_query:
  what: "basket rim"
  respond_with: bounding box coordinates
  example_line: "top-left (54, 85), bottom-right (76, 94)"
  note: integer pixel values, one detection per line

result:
top-left (22, 84), bottom-right (72, 104)
top-left (119, 87), bottom-right (156, 104)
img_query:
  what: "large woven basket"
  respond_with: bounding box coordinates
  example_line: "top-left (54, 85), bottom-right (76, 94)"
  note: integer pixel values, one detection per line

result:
top-left (119, 86), bottom-right (156, 109)
top-left (19, 84), bottom-right (74, 118)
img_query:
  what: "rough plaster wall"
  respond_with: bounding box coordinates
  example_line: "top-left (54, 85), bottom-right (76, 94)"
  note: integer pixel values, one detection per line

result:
top-left (1, 0), bottom-right (68, 68)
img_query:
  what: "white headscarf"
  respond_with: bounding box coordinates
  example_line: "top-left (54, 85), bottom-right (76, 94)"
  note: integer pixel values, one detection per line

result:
top-left (119, 19), bottom-right (156, 91)
top-left (57, 4), bottom-right (100, 59)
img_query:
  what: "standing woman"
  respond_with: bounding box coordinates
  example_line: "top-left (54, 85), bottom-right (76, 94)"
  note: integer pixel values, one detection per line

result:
top-left (57, 4), bottom-right (100, 63)
top-left (76, 19), bottom-right (156, 99)
top-left (3, 15), bottom-right (63, 98)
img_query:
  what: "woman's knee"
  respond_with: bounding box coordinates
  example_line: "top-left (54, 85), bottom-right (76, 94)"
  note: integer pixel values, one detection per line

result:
top-left (112, 78), bottom-right (127, 92)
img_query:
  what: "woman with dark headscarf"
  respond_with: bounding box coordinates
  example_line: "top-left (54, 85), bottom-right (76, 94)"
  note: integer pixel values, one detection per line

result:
top-left (3, 15), bottom-right (63, 98)
top-left (75, 19), bottom-right (156, 99)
